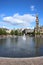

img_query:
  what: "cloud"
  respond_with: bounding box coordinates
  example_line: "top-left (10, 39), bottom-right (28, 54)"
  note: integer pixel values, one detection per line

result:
top-left (3, 13), bottom-right (35, 28)
top-left (30, 5), bottom-right (35, 11)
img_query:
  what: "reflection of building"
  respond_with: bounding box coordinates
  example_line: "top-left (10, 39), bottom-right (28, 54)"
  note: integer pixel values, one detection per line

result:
top-left (35, 37), bottom-right (40, 56)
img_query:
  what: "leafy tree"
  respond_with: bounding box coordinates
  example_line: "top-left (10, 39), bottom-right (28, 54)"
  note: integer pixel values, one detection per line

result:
top-left (14, 30), bottom-right (18, 35)
top-left (0, 28), bottom-right (3, 35)
top-left (0, 28), bottom-right (7, 35)
top-left (18, 32), bottom-right (22, 36)
top-left (10, 30), bottom-right (15, 35)
top-left (2, 29), bottom-right (7, 35)
top-left (32, 29), bottom-right (35, 36)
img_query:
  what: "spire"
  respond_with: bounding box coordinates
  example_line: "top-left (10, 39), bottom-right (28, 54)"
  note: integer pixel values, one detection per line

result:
top-left (36, 14), bottom-right (39, 23)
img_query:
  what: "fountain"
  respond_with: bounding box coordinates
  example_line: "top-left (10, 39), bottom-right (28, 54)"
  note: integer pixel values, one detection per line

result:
top-left (22, 34), bottom-right (26, 40)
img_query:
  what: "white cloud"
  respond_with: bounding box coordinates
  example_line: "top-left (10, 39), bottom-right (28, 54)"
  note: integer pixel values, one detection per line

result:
top-left (3, 13), bottom-right (35, 28)
top-left (30, 5), bottom-right (35, 11)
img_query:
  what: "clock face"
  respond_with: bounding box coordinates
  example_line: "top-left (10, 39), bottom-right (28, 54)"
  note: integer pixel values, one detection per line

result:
top-left (36, 20), bottom-right (38, 22)
top-left (36, 18), bottom-right (39, 21)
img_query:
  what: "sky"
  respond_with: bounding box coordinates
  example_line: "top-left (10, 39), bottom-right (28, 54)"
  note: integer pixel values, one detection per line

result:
top-left (0, 0), bottom-right (43, 29)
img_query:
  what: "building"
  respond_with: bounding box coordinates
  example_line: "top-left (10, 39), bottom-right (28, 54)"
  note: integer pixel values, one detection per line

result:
top-left (35, 14), bottom-right (40, 34)
top-left (6, 29), bottom-right (11, 33)
top-left (25, 29), bottom-right (34, 34)
top-left (22, 28), bottom-right (34, 35)
top-left (0, 28), bottom-right (11, 34)
top-left (35, 14), bottom-right (43, 35)
top-left (39, 26), bottom-right (43, 34)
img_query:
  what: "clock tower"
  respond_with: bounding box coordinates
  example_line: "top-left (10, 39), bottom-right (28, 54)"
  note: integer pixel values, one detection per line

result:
top-left (36, 14), bottom-right (39, 33)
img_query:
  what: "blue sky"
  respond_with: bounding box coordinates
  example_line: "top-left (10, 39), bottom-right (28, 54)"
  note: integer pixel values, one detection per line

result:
top-left (0, 0), bottom-right (43, 29)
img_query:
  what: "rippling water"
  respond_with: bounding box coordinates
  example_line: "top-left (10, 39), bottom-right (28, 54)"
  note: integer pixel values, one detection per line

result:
top-left (0, 36), bottom-right (43, 58)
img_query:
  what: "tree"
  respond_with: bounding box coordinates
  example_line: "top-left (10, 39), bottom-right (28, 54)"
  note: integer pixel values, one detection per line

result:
top-left (0, 28), bottom-right (3, 35)
top-left (0, 28), bottom-right (7, 35)
top-left (10, 30), bottom-right (15, 35)
top-left (14, 30), bottom-right (18, 35)
top-left (2, 29), bottom-right (7, 35)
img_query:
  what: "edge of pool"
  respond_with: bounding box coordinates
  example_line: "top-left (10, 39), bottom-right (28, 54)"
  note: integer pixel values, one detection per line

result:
top-left (0, 56), bottom-right (43, 65)
top-left (0, 56), bottom-right (43, 59)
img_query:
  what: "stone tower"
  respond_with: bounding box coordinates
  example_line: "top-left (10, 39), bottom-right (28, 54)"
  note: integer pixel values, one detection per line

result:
top-left (36, 14), bottom-right (39, 33)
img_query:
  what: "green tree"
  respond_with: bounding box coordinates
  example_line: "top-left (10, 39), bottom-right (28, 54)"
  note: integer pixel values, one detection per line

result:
top-left (14, 30), bottom-right (18, 35)
top-left (18, 32), bottom-right (22, 36)
top-left (2, 29), bottom-right (7, 35)
top-left (0, 28), bottom-right (7, 35)
top-left (10, 30), bottom-right (15, 35)
top-left (0, 28), bottom-right (3, 35)
top-left (32, 29), bottom-right (35, 36)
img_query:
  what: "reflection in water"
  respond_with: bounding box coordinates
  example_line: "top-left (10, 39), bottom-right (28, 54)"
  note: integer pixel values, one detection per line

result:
top-left (0, 36), bottom-right (43, 57)
top-left (22, 34), bottom-right (26, 40)
top-left (0, 38), bottom-right (7, 46)
top-left (35, 37), bottom-right (43, 56)
top-left (35, 37), bottom-right (40, 56)
top-left (14, 36), bottom-right (18, 43)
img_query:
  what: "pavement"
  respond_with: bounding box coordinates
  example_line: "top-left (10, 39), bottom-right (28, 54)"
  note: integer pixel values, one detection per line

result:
top-left (0, 57), bottom-right (43, 65)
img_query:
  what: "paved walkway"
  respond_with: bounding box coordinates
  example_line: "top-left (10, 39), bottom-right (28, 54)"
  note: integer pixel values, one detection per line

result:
top-left (0, 57), bottom-right (43, 65)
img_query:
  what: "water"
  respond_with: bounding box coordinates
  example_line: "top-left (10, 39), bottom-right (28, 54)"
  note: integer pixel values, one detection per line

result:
top-left (0, 36), bottom-right (43, 58)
